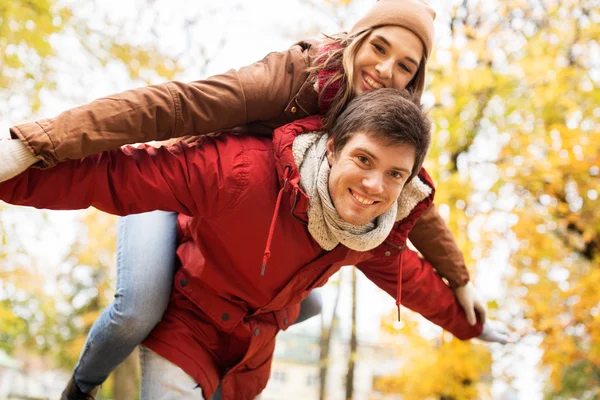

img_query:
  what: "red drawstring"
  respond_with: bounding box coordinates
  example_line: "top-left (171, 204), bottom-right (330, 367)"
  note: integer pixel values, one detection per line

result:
top-left (261, 166), bottom-right (291, 276)
top-left (396, 245), bottom-right (406, 321)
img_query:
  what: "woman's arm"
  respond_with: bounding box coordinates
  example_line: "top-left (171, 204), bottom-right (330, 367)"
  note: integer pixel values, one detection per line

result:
top-left (408, 203), bottom-right (470, 287)
top-left (9, 43), bottom-right (313, 169)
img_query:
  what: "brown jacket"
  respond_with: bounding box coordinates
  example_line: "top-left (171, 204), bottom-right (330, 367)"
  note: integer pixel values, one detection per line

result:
top-left (10, 40), bottom-right (469, 287)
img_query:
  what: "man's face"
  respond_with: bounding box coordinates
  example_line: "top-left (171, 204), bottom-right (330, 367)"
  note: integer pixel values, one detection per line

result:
top-left (326, 132), bottom-right (416, 226)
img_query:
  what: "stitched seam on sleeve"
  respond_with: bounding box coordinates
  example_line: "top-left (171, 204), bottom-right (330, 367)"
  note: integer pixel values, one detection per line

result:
top-left (36, 122), bottom-right (59, 161)
top-left (165, 82), bottom-right (182, 137)
top-left (236, 70), bottom-right (248, 123)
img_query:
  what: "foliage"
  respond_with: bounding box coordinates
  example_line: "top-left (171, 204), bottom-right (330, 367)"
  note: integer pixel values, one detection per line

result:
top-left (374, 312), bottom-right (492, 400)
top-left (424, 0), bottom-right (600, 396)
top-left (0, 0), bottom-right (181, 116)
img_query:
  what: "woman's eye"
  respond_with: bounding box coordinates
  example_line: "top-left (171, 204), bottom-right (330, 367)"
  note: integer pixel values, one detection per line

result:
top-left (398, 63), bottom-right (411, 73)
top-left (357, 156), bottom-right (370, 165)
top-left (389, 171), bottom-right (403, 179)
top-left (372, 43), bottom-right (385, 55)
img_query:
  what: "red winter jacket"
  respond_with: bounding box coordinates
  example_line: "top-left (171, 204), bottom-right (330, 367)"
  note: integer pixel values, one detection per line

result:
top-left (0, 116), bottom-right (482, 400)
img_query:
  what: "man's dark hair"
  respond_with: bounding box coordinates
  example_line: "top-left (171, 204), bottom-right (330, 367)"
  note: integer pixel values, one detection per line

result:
top-left (330, 88), bottom-right (431, 183)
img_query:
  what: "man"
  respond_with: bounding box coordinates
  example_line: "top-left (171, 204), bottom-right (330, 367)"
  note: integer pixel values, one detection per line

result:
top-left (0, 89), bottom-right (508, 399)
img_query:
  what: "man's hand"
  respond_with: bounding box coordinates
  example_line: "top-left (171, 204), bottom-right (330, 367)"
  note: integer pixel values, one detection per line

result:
top-left (478, 320), bottom-right (513, 344)
top-left (454, 281), bottom-right (487, 326)
top-left (0, 139), bottom-right (37, 182)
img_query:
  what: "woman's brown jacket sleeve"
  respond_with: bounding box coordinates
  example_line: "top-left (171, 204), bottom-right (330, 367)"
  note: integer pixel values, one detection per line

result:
top-left (10, 42), bottom-right (316, 168)
top-left (408, 203), bottom-right (470, 287)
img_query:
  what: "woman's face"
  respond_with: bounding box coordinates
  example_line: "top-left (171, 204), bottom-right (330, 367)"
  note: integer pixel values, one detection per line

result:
top-left (351, 26), bottom-right (424, 95)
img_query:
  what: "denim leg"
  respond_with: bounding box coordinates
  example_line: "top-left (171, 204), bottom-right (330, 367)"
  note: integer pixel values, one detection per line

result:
top-left (294, 289), bottom-right (323, 324)
top-left (139, 346), bottom-right (205, 400)
top-left (73, 211), bottom-right (178, 392)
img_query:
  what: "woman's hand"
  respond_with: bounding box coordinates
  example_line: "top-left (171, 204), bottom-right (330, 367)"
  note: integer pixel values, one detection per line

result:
top-left (454, 281), bottom-right (487, 326)
top-left (0, 139), bottom-right (38, 182)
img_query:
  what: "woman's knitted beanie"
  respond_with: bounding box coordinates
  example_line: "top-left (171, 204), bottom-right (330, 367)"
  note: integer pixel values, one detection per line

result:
top-left (349, 0), bottom-right (436, 58)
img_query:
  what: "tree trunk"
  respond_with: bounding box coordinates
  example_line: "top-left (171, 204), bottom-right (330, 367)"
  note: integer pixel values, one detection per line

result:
top-left (319, 276), bottom-right (342, 400)
top-left (345, 268), bottom-right (357, 400)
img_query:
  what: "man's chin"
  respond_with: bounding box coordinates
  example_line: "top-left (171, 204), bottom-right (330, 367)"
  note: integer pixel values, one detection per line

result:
top-left (340, 213), bottom-right (373, 227)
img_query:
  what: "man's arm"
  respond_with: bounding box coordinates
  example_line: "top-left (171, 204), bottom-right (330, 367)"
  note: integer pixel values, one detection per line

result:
top-left (356, 253), bottom-right (482, 340)
top-left (0, 138), bottom-right (238, 218)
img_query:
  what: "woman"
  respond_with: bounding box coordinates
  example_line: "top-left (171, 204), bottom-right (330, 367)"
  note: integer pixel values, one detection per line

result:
top-left (1, 0), bottom-right (486, 398)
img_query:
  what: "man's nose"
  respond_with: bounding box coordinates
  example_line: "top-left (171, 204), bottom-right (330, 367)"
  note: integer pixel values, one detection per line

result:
top-left (362, 172), bottom-right (384, 194)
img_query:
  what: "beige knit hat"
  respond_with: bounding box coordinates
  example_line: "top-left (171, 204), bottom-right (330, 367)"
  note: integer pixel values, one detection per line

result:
top-left (349, 0), bottom-right (436, 59)
top-left (349, 0), bottom-right (436, 95)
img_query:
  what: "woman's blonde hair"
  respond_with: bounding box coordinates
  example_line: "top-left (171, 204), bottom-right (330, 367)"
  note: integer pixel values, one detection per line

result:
top-left (310, 29), bottom-right (427, 131)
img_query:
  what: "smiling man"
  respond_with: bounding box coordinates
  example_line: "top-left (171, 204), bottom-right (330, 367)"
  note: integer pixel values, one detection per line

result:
top-left (0, 88), bottom-right (508, 400)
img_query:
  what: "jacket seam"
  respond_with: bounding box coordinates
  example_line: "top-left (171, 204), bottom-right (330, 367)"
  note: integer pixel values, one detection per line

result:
top-left (34, 122), bottom-right (58, 157)
top-left (217, 147), bottom-right (250, 217)
top-left (236, 70), bottom-right (249, 123)
top-left (10, 125), bottom-right (50, 167)
top-left (165, 82), bottom-right (182, 137)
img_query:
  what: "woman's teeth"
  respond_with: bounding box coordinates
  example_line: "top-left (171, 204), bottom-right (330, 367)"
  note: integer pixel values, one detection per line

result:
top-left (364, 74), bottom-right (383, 89)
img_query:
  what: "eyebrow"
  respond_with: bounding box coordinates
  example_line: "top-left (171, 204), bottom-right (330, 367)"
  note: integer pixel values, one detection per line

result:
top-left (374, 35), bottom-right (420, 68)
top-left (356, 147), bottom-right (412, 174)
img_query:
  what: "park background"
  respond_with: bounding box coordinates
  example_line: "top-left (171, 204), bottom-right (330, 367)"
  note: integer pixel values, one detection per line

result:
top-left (0, 0), bottom-right (598, 399)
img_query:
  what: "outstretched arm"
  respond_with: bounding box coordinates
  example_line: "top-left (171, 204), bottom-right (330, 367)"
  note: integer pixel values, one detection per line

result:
top-left (8, 45), bottom-right (312, 171)
top-left (357, 252), bottom-right (483, 340)
top-left (0, 137), bottom-right (240, 218)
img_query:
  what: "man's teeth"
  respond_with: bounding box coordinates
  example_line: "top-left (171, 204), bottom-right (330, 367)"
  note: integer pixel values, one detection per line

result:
top-left (364, 74), bottom-right (383, 89)
top-left (352, 191), bottom-right (375, 205)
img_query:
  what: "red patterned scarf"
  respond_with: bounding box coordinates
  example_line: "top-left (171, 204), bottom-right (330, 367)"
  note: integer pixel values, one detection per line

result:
top-left (316, 44), bottom-right (344, 114)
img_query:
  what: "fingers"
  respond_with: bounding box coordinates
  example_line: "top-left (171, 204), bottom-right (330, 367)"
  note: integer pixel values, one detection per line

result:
top-left (474, 300), bottom-right (487, 325)
top-left (465, 305), bottom-right (476, 326)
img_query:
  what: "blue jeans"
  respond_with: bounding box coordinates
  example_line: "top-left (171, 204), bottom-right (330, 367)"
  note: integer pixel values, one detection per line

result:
top-left (72, 211), bottom-right (322, 392)
top-left (73, 211), bottom-right (178, 392)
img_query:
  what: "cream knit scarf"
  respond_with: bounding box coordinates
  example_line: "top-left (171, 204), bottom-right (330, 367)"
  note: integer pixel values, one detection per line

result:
top-left (292, 132), bottom-right (433, 252)
top-left (292, 132), bottom-right (398, 251)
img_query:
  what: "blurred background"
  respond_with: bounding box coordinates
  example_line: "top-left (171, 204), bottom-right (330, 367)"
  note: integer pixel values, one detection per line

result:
top-left (0, 0), bottom-right (598, 399)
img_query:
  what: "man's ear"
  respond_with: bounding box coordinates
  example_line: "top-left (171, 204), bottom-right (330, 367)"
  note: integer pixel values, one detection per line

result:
top-left (326, 137), bottom-right (335, 165)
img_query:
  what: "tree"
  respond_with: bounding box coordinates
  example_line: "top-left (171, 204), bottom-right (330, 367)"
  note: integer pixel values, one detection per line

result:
top-left (0, 0), bottom-right (181, 120)
top-left (1, 1), bottom-right (181, 397)
top-left (344, 267), bottom-right (357, 400)
top-left (374, 312), bottom-right (492, 400)
top-left (319, 274), bottom-right (342, 400)
top-left (424, 0), bottom-right (599, 396)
